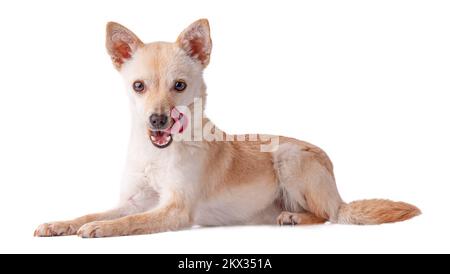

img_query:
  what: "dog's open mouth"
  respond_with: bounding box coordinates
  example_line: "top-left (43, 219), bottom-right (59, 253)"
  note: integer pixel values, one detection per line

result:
top-left (149, 130), bottom-right (173, 148)
top-left (148, 108), bottom-right (188, 149)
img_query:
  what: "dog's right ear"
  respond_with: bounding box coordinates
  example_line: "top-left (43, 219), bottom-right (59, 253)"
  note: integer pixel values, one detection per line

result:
top-left (106, 22), bottom-right (143, 70)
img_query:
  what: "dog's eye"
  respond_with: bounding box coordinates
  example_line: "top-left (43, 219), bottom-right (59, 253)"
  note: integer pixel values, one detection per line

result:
top-left (174, 80), bottom-right (187, 92)
top-left (133, 81), bottom-right (145, 93)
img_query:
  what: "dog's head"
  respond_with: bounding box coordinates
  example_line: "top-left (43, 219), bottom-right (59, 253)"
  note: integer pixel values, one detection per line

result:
top-left (106, 19), bottom-right (211, 148)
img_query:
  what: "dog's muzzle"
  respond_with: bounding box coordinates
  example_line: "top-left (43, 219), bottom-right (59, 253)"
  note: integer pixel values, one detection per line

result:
top-left (148, 108), bottom-right (188, 149)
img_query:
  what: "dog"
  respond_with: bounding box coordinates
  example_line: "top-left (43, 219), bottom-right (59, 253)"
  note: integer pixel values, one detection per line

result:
top-left (34, 19), bottom-right (420, 238)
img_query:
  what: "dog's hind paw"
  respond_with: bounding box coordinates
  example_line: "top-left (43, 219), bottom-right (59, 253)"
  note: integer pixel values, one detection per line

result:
top-left (277, 211), bottom-right (301, 225)
top-left (276, 211), bottom-right (327, 226)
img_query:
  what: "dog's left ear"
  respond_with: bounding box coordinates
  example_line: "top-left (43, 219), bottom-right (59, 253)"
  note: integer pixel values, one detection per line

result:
top-left (176, 19), bottom-right (212, 67)
top-left (106, 22), bottom-right (143, 70)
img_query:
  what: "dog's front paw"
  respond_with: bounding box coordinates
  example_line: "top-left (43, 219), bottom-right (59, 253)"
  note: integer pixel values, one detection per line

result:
top-left (77, 221), bottom-right (115, 238)
top-left (34, 221), bottom-right (78, 237)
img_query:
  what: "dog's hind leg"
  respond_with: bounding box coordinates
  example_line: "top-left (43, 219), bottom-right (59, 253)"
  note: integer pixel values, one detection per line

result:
top-left (273, 140), bottom-right (344, 224)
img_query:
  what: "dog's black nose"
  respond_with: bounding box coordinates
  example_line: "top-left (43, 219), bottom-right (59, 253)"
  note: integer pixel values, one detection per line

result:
top-left (149, 113), bottom-right (169, 129)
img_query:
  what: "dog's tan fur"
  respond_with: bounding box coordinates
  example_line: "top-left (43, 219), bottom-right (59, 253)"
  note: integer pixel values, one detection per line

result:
top-left (34, 19), bottom-right (420, 238)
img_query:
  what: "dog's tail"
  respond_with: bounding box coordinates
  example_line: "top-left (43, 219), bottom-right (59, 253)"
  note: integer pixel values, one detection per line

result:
top-left (337, 199), bottom-right (421, 225)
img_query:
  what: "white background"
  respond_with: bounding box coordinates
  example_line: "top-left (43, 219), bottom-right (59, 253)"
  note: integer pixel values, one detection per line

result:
top-left (0, 0), bottom-right (449, 253)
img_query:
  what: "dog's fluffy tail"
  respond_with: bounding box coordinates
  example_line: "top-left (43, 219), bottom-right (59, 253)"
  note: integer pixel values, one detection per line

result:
top-left (337, 199), bottom-right (421, 225)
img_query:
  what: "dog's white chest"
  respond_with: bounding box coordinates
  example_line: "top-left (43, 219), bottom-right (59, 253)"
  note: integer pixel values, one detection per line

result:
top-left (142, 161), bottom-right (168, 192)
top-left (140, 146), bottom-right (205, 194)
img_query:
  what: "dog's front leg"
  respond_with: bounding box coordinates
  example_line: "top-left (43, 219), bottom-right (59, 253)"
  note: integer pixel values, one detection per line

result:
top-left (34, 184), bottom-right (158, 237)
top-left (34, 203), bottom-right (144, 237)
top-left (34, 170), bottom-right (161, 237)
top-left (77, 193), bottom-right (191, 238)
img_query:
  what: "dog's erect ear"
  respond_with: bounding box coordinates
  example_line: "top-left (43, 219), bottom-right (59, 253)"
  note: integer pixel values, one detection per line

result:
top-left (106, 22), bottom-right (143, 70)
top-left (176, 19), bottom-right (212, 67)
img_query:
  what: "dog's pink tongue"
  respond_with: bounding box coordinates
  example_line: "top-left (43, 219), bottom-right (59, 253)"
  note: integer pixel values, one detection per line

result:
top-left (168, 108), bottom-right (188, 134)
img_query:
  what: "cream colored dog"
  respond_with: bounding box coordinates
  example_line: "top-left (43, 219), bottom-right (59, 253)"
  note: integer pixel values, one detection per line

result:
top-left (34, 19), bottom-right (420, 238)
